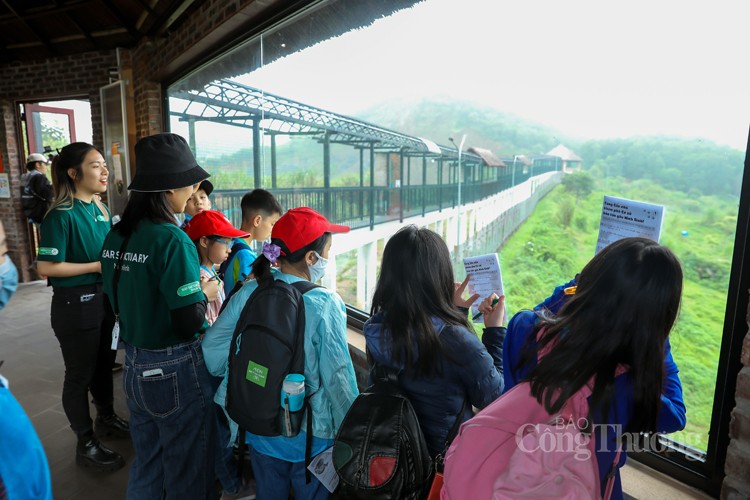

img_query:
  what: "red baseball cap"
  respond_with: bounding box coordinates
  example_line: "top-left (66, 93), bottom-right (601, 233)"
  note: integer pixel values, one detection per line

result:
top-left (185, 210), bottom-right (250, 240)
top-left (272, 207), bottom-right (350, 254)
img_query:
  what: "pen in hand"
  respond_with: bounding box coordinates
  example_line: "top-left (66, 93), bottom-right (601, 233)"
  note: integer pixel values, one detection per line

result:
top-left (473, 297), bottom-right (500, 321)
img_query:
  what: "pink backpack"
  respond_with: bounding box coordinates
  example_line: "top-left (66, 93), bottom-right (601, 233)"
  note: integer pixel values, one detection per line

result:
top-left (441, 371), bottom-right (623, 500)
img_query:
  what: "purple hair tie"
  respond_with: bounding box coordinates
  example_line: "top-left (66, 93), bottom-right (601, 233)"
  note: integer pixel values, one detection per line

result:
top-left (262, 242), bottom-right (281, 264)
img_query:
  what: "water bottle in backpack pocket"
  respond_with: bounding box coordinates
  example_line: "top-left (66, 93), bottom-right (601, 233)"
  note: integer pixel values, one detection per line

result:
top-left (279, 373), bottom-right (305, 437)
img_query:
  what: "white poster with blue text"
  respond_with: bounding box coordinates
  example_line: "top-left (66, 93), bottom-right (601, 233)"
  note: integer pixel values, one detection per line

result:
top-left (596, 195), bottom-right (664, 254)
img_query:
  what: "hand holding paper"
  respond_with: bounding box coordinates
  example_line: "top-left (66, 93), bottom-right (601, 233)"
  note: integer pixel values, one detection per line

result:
top-left (453, 275), bottom-right (481, 309)
top-left (463, 253), bottom-right (506, 322)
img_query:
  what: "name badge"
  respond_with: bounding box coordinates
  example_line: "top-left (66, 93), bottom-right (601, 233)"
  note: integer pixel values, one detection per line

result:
top-left (111, 321), bottom-right (120, 350)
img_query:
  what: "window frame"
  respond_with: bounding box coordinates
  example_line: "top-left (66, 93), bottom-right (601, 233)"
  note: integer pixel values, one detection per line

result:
top-left (161, 1), bottom-right (750, 495)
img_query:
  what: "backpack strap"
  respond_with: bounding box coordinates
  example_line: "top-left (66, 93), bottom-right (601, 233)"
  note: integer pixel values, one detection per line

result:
top-left (289, 279), bottom-right (319, 483)
top-left (536, 327), bottom-right (629, 498)
top-left (290, 279), bottom-right (321, 295)
top-left (218, 241), bottom-right (245, 280)
top-left (435, 398), bottom-right (469, 473)
top-left (371, 362), bottom-right (400, 386)
top-left (304, 397), bottom-right (313, 483)
top-left (27, 174), bottom-right (48, 201)
top-left (602, 447), bottom-right (622, 500)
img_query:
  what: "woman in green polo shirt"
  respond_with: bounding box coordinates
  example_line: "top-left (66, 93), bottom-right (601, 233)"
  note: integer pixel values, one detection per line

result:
top-left (100, 133), bottom-right (220, 499)
top-left (37, 142), bottom-right (129, 472)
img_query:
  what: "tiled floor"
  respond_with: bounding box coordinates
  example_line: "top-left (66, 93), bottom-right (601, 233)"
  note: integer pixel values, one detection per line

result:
top-left (1, 281), bottom-right (132, 499)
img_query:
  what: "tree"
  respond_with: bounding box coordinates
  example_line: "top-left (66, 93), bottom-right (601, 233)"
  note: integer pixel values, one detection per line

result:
top-left (561, 171), bottom-right (594, 201)
top-left (40, 120), bottom-right (69, 153)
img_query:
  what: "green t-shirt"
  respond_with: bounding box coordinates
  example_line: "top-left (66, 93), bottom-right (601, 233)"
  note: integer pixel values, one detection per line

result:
top-left (101, 220), bottom-right (205, 349)
top-left (38, 200), bottom-right (110, 287)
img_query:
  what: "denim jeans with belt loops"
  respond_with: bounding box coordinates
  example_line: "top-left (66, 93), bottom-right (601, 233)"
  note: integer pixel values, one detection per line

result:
top-left (123, 338), bottom-right (215, 500)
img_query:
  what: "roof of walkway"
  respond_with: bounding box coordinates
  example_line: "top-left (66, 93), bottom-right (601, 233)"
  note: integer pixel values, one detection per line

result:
top-left (170, 79), bottom-right (490, 164)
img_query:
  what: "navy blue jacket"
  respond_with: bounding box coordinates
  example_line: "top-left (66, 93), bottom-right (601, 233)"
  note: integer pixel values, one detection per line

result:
top-left (364, 313), bottom-right (505, 457)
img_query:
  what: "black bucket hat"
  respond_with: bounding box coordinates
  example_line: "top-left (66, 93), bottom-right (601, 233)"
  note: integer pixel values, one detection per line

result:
top-left (129, 133), bottom-right (210, 192)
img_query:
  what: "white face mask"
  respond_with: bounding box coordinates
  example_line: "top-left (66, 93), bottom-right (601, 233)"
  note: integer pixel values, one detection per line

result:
top-left (307, 251), bottom-right (328, 283)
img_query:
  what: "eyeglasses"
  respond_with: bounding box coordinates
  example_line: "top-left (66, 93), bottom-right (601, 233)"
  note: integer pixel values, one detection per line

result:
top-left (208, 237), bottom-right (233, 247)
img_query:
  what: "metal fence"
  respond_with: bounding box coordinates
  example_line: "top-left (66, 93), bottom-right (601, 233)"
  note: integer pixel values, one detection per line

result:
top-left (210, 163), bottom-right (556, 230)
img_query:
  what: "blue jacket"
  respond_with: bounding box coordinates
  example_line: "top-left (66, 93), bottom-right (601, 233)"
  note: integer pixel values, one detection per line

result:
top-left (0, 376), bottom-right (52, 500)
top-left (202, 270), bottom-right (359, 462)
top-left (364, 313), bottom-right (505, 457)
top-left (503, 288), bottom-right (686, 500)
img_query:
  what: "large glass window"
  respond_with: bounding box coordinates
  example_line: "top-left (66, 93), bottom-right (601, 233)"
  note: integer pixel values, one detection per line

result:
top-left (167, 0), bottom-right (749, 493)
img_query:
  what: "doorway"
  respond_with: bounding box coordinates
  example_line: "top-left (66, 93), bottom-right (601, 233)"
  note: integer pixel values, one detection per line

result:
top-left (19, 99), bottom-right (93, 272)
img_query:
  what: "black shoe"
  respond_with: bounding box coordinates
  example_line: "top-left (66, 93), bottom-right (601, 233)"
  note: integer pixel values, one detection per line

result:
top-left (95, 414), bottom-right (130, 439)
top-left (76, 436), bottom-right (125, 471)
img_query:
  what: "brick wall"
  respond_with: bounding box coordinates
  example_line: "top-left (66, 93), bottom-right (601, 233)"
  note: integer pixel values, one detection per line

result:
top-left (0, 99), bottom-right (31, 277)
top-left (0, 50), bottom-right (117, 281)
top-left (722, 322), bottom-right (750, 499)
top-left (128, 0), bottom-right (273, 140)
top-left (0, 0), bottom-right (282, 277)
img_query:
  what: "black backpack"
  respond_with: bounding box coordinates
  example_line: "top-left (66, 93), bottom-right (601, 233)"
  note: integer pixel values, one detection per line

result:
top-left (218, 241), bottom-right (248, 291)
top-left (21, 174), bottom-right (50, 224)
top-left (332, 366), bottom-right (434, 499)
top-left (225, 279), bottom-right (318, 435)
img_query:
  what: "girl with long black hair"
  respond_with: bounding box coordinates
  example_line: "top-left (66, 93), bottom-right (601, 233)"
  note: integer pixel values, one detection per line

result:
top-left (364, 225), bottom-right (505, 458)
top-left (37, 142), bottom-right (128, 471)
top-left (502, 237), bottom-right (686, 499)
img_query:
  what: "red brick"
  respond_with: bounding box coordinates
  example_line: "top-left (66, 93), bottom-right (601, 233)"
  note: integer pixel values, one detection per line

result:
top-left (738, 367), bottom-right (750, 401)
top-left (729, 402), bottom-right (750, 441)
top-left (742, 332), bottom-right (750, 366)
top-left (722, 475), bottom-right (750, 500)
top-left (725, 441), bottom-right (750, 482)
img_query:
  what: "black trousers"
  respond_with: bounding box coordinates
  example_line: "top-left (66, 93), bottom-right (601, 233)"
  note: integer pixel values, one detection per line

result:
top-left (51, 283), bottom-right (116, 436)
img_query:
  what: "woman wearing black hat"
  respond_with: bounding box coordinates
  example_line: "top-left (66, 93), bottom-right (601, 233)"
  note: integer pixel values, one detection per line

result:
top-left (100, 133), bottom-right (220, 499)
top-left (37, 142), bottom-right (129, 472)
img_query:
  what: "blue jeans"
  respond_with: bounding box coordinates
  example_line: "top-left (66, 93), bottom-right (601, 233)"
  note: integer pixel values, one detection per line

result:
top-left (249, 448), bottom-right (329, 500)
top-left (214, 403), bottom-right (241, 493)
top-left (123, 339), bottom-right (215, 500)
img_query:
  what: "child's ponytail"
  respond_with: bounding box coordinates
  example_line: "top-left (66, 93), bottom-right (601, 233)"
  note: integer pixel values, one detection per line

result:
top-left (254, 237), bottom-right (287, 287)
top-left (252, 254), bottom-right (273, 287)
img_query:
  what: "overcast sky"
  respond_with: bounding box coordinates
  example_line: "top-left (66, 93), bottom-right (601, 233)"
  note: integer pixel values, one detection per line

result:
top-left (236, 0), bottom-right (750, 151)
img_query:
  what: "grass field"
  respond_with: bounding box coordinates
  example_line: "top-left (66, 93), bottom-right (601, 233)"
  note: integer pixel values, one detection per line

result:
top-left (492, 176), bottom-right (737, 451)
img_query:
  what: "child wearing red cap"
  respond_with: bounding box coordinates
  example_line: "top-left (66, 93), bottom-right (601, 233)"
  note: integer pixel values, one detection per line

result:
top-left (185, 209), bottom-right (250, 326)
top-left (203, 207), bottom-right (359, 500)
top-left (185, 209), bottom-right (256, 500)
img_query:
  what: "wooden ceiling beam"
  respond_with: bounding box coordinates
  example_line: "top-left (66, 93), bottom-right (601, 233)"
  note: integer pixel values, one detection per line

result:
top-left (0, 0), bottom-right (58, 55)
top-left (0, 0), bottom-right (93, 24)
top-left (132, 0), bottom-right (156, 16)
top-left (97, 0), bottom-right (140, 40)
top-left (150, 0), bottom-right (196, 36)
top-left (65, 11), bottom-right (97, 48)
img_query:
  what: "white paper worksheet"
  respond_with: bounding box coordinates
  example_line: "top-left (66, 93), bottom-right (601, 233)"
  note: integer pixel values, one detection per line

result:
top-left (307, 447), bottom-right (339, 493)
top-left (595, 195), bottom-right (664, 254)
top-left (463, 253), bottom-right (505, 321)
